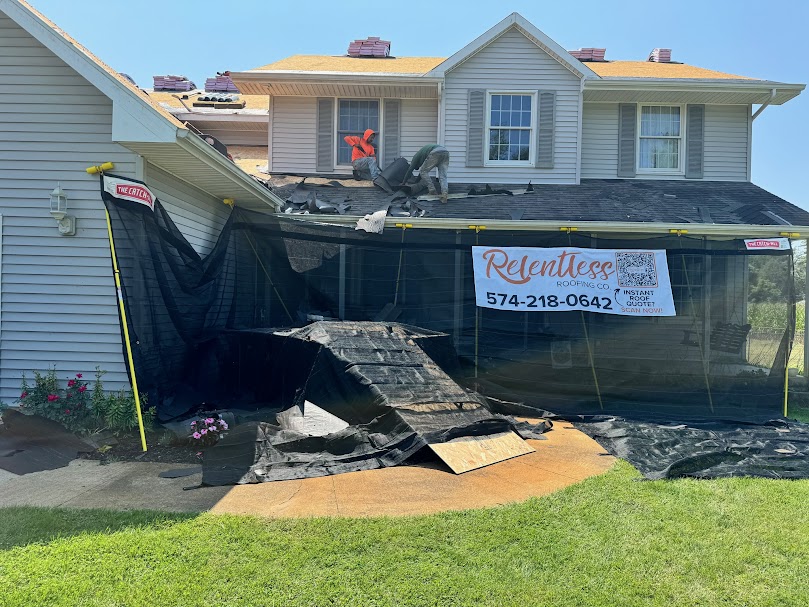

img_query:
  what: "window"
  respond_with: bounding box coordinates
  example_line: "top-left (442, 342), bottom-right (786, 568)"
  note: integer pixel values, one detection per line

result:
top-left (638, 105), bottom-right (684, 172)
top-left (337, 99), bottom-right (379, 165)
top-left (487, 93), bottom-right (535, 164)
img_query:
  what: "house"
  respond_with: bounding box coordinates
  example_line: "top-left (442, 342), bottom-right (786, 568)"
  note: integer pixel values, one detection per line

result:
top-left (0, 0), bottom-right (284, 402)
top-left (219, 13), bottom-right (809, 411)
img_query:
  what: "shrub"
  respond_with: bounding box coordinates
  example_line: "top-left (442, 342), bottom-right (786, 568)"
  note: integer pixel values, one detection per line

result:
top-left (18, 367), bottom-right (155, 436)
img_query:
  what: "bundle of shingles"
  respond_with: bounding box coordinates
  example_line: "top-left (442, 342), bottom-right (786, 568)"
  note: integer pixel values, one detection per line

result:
top-left (204, 72), bottom-right (239, 93)
top-left (153, 75), bottom-right (196, 91)
top-left (568, 48), bottom-right (606, 61)
top-left (347, 37), bottom-right (391, 57)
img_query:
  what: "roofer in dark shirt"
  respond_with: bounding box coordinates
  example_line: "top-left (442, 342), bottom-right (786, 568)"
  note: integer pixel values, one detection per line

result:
top-left (405, 144), bottom-right (450, 203)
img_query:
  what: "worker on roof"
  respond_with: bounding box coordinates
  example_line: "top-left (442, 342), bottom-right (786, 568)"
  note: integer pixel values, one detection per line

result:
top-left (405, 144), bottom-right (450, 203)
top-left (344, 129), bottom-right (380, 181)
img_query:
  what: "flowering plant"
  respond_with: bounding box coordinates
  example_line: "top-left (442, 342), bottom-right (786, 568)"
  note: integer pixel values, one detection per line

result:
top-left (19, 369), bottom-right (91, 432)
top-left (188, 413), bottom-right (229, 448)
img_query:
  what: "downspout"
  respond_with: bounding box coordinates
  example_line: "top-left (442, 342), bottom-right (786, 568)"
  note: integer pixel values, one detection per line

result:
top-left (752, 88), bottom-right (777, 121)
top-left (437, 81), bottom-right (445, 146)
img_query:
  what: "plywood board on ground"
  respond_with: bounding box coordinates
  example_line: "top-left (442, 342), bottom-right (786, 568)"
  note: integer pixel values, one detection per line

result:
top-left (428, 431), bottom-right (535, 474)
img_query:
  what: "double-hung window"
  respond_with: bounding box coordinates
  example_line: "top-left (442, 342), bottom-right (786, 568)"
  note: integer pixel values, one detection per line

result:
top-left (336, 99), bottom-right (379, 166)
top-left (638, 105), bottom-right (684, 173)
top-left (486, 93), bottom-right (535, 165)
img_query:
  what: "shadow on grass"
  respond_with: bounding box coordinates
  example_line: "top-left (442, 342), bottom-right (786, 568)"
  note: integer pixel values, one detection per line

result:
top-left (0, 506), bottom-right (196, 550)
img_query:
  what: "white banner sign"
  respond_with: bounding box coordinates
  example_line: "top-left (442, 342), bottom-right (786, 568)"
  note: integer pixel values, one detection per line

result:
top-left (472, 246), bottom-right (676, 316)
top-left (103, 175), bottom-right (156, 211)
top-left (744, 238), bottom-right (790, 251)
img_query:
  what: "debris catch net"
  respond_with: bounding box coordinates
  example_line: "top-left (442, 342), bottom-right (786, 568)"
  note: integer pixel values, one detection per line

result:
top-left (102, 186), bottom-right (797, 425)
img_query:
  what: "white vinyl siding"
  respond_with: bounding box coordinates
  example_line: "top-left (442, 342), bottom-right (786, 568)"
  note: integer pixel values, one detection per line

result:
top-left (0, 10), bottom-right (135, 400)
top-left (270, 96), bottom-right (439, 174)
top-left (704, 104), bottom-right (750, 181)
top-left (399, 99), bottom-right (438, 160)
top-left (443, 27), bottom-right (581, 183)
top-left (270, 96), bottom-right (317, 173)
top-left (581, 102), bottom-right (750, 181)
top-left (144, 164), bottom-right (230, 257)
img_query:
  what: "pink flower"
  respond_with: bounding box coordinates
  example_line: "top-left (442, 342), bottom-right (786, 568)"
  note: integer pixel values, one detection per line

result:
top-left (192, 432), bottom-right (201, 439)
top-left (67, 379), bottom-right (76, 388)
top-left (47, 394), bottom-right (59, 402)
top-left (20, 391), bottom-right (28, 399)
top-left (204, 418), bottom-right (214, 424)
top-left (76, 373), bottom-right (83, 378)
top-left (78, 385), bottom-right (87, 393)
top-left (219, 421), bottom-right (229, 430)
top-left (191, 421), bottom-right (197, 426)
top-left (64, 409), bottom-right (71, 415)
top-left (200, 428), bottom-right (208, 435)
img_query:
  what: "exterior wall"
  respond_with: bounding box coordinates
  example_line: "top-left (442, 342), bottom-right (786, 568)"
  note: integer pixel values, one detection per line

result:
top-left (270, 96), bottom-right (317, 174)
top-left (442, 27), bottom-right (582, 184)
top-left (144, 163), bottom-right (230, 257)
top-left (400, 99), bottom-right (439, 160)
top-left (269, 96), bottom-right (440, 174)
top-left (581, 102), bottom-right (750, 181)
top-left (0, 10), bottom-right (135, 401)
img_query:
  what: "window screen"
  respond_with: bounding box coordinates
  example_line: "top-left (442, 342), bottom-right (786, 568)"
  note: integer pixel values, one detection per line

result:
top-left (488, 94), bottom-right (533, 162)
top-left (639, 105), bottom-right (682, 171)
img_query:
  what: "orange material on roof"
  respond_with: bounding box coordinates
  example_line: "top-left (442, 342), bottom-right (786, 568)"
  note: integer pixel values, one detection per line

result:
top-left (253, 55), bottom-right (446, 74)
top-left (148, 91), bottom-right (270, 110)
top-left (18, 0), bottom-right (187, 129)
top-left (587, 61), bottom-right (755, 80)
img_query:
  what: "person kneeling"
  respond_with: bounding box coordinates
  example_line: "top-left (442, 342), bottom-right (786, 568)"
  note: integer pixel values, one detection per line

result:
top-left (344, 129), bottom-right (380, 181)
top-left (406, 144), bottom-right (450, 203)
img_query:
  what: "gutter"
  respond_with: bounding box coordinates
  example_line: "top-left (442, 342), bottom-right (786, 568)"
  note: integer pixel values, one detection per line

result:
top-left (176, 129), bottom-right (284, 211)
top-left (584, 78), bottom-right (804, 103)
top-left (281, 214), bottom-right (809, 238)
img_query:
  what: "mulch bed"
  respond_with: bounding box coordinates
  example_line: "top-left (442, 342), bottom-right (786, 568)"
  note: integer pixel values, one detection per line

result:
top-left (79, 434), bottom-right (202, 465)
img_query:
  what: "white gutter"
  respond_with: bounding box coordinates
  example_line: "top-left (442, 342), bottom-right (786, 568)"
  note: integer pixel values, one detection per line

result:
top-left (752, 88), bottom-right (778, 121)
top-left (281, 214), bottom-right (808, 238)
top-left (584, 78), bottom-right (804, 103)
top-left (176, 129), bottom-right (284, 211)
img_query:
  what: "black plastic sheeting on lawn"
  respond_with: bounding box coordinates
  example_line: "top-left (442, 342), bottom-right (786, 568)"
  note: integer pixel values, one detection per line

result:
top-left (201, 322), bottom-right (550, 485)
top-left (571, 416), bottom-right (809, 479)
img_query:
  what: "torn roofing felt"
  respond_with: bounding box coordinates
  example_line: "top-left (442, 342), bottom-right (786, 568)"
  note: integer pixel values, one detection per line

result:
top-left (269, 178), bottom-right (809, 226)
top-left (202, 322), bottom-right (544, 484)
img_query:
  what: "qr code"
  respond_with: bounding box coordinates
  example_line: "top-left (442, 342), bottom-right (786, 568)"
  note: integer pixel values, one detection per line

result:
top-left (615, 252), bottom-right (658, 288)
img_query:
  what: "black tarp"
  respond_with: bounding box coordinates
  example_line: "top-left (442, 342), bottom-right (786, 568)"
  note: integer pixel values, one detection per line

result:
top-left (100, 174), bottom-right (805, 481)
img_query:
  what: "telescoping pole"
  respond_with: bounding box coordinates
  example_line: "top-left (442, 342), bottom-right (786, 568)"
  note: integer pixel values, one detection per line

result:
top-left (104, 208), bottom-right (148, 452)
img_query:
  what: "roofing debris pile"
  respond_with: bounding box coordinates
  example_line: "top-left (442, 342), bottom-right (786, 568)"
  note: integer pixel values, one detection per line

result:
top-left (202, 322), bottom-right (548, 485)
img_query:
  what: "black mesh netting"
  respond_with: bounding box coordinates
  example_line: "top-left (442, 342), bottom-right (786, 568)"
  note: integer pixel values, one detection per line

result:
top-left (101, 176), bottom-right (807, 481)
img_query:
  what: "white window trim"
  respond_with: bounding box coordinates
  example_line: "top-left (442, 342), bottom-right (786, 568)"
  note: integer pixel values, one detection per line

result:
top-left (636, 103), bottom-right (686, 175)
top-left (334, 97), bottom-right (382, 170)
top-left (484, 91), bottom-right (538, 167)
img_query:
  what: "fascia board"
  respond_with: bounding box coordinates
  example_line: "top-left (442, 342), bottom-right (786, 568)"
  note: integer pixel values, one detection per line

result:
top-left (282, 214), bottom-right (809, 238)
top-left (232, 70), bottom-right (443, 83)
top-left (174, 131), bottom-right (284, 211)
top-left (426, 13), bottom-right (597, 80)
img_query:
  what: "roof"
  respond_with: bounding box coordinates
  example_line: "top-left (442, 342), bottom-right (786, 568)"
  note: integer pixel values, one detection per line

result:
top-left (147, 90), bottom-right (270, 111)
top-left (253, 55), bottom-right (445, 74)
top-left (270, 179), bottom-right (809, 228)
top-left (587, 61), bottom-right (754, 80)
top-left (229, 146), bottom-right (268, 177)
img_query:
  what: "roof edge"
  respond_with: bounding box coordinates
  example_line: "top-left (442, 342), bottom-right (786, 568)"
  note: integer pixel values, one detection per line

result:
top-left (427, 12), bottom-right (599, 80)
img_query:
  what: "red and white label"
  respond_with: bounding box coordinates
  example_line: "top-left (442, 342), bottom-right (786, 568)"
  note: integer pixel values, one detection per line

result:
top-left (103, 175), bottom-right (155, 211)
top-left (744, 238), bottom-right (790, 251)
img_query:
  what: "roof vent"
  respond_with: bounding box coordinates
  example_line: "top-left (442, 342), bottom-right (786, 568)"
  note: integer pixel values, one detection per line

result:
top-left (204, 71), bottom-right (239, 93)
top-left (153, 75), bottom-right (196, 91)
top-left (568, 48), bottom-right (606, 62)
top-left (347, 37), bottom-right (391, 58)
top-left (648, 48), bottom-right (672, 63)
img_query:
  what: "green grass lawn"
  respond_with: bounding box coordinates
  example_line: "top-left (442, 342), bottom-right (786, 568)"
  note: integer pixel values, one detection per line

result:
top-left (1, 462), bottom-right (808, 607)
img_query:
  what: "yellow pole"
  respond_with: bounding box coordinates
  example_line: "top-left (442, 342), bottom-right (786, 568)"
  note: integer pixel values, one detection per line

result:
top-left (104, 208), bottom-right (148, 451)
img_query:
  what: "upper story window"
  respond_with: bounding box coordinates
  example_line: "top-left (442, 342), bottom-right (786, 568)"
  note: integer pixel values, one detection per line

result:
top-left (337, 99), bottom-right (379, 165)
top-left (638, 105), bottom-right (684, 173)
top-left (486, 93), bottom-right (535, 165)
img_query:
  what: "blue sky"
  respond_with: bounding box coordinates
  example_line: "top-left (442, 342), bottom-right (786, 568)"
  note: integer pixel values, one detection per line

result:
top-left (30, 0), bottom-right (809, 209)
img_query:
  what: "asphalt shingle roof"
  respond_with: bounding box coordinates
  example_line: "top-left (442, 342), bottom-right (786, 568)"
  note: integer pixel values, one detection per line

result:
top-left (271, 179), bottom-right (809, 227)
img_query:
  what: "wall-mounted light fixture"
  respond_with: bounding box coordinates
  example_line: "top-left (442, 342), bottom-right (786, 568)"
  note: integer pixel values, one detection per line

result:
top-left (49, 183), bottom-right (76, 236)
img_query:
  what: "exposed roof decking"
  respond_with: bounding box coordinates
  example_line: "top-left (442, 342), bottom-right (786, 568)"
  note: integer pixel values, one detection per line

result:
top-left (252, 55), bottom-right (446, 75)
